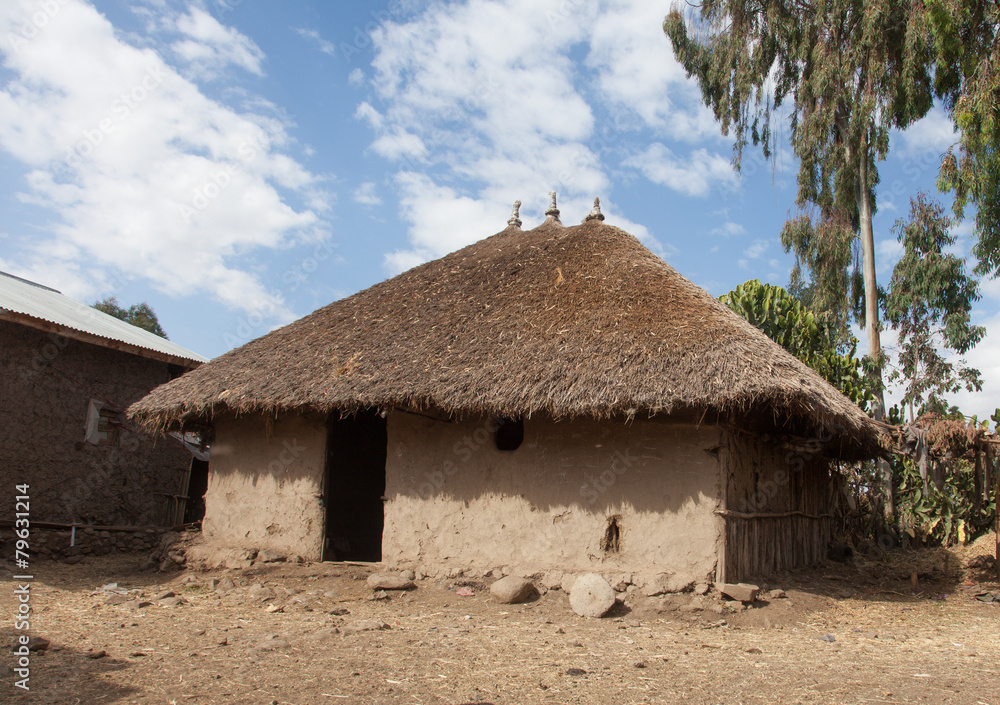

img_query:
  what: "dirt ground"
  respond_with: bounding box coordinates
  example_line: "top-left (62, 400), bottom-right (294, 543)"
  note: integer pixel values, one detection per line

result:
top-left (2, 535), bottom-right (999, 705)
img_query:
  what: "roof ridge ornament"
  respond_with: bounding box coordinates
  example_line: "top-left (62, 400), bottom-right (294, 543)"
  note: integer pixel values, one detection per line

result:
top-left (583, 197), bottom-right (605, 223)
top-left (544, 191), bottom-right (561, 223)
top-left (507, 200), bottom-right (522, 228)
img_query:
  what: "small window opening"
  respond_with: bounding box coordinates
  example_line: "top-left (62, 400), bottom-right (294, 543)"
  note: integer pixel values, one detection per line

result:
top-left (601, 515), bottom-right (621, 553)
top-left (495, 417), bottom-right (524, 451)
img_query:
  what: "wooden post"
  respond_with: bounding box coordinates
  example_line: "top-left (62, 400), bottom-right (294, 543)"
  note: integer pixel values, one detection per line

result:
top-left (973, 446), bottom-right (983, 516)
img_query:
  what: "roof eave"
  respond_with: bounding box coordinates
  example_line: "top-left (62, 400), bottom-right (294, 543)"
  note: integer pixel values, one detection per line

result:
top-left (1, 309), bottom-right (204, 369)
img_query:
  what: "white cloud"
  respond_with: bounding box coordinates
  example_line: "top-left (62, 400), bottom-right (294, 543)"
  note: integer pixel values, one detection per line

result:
top-left (898, 106), bottom-right (957, 157)
top-left (743, 239), bottom-right (769, 259)
top-left (353, 181), bottom-right (382, 206)
top-left (624, 143), bottom-right (737, 197)
top-left (0, 0), bottom-right (329, 319)
top-left (348, 68), bottom-right (365, 87)
top-left (296, 27), bottom-right (336, 56)
top-left (711, 221), bottom-right (747, 237)
top-left (585, 0), bottom-right (718, 141)
top-left (170, 7), bottom-right (265, 79)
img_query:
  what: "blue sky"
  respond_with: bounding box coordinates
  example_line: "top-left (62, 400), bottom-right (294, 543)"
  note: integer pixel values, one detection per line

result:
top-left (1, 0), bottom-right (997, 420)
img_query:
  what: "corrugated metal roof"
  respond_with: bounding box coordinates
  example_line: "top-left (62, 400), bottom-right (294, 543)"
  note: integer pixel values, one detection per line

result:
top-left (0, 271), bottom-right (208, 365)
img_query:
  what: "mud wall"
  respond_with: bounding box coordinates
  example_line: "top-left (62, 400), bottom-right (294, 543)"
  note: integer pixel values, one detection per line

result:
top-left (721, 428), bottom-right (836, 581)
top-left (0, 320), bottom-right (193, 525)
top-left (383, 412), bottom-right (723, 583)
top-left (203, 412), bottom-right (327, 560)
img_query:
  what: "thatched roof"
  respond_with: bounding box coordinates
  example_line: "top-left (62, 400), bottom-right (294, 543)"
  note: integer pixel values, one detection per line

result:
top-left (128, 211), bottom-right (882, 458)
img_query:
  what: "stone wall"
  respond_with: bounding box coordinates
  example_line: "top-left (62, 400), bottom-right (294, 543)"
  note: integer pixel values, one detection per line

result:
top-left (0, 320), bottom-right (194, 525)
top-left (27, 525), bottom-right (164, 561)
top-left (382, 412), bottom-right (723, 584)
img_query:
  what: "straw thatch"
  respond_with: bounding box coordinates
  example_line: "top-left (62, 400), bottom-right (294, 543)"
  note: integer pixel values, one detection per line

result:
top-left (128, 216), bottom-right (882, 456)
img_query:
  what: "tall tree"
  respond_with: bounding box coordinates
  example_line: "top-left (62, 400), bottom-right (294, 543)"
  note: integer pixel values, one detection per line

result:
top-left (664, 0), bottom-right (935, 523)
top-left (884, 193), bottom-right (985, 421)
top-left (926, 0), bottom-right (1000, 278)
top-left (92, 297), bottom-right (168, 339)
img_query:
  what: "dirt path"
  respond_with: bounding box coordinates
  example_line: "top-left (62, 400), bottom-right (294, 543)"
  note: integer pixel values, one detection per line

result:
top-left (2, 549), bottom-right (998, 705)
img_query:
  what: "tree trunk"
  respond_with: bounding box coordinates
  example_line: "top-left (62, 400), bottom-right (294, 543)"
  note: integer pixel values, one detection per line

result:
top-left (856, 133), bottom-right (894, 527)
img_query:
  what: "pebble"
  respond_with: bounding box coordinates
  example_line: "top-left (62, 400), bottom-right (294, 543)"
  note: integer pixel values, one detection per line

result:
top-left (366, 574), bottom-right (416, 591)
top-left (256, 635), bottom-right (290, 651)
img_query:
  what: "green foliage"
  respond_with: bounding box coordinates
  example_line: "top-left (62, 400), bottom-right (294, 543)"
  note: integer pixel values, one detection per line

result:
top-left (926, 0), bottom-right (1000, 277)
top-left (992, 408), bottom-right (1000, 433)
top-left (720, 279), bottom-right (871, 406)
top-left (884, 194), bottom-right (984, 420)
top-left (92, 297), bottom-right (168, 339)
top-left (895, 457), bottom-right (995, 546)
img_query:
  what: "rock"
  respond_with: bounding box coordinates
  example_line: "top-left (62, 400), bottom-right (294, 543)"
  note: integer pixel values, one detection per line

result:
top-left (366, 574), bottom-right (416, 591)
top-left (566, 668), bottom-right (587, 676)
top-left (694, 583), bottom-right (711, 596)
top-left (768, 589), bottom-right (787, 600)
top-left (125, 600), bottom-right (152, 610)
top-left (490, 576), bottom-right (535, 604)
top-left (105, 594), bottom-right (128, 606)
top-left (725, 600), bottom-right (746, 613)
top-left (569, 573), bottom-right (616, 618)
top-left (154, 590), bottom-right (175, 601)
top-left (561, 574), bottom-right (578, 593)
top-left (366, 590), bottom-right (390, 601)
top-left (216, 576), bottom-right (236, 594)
top-left (642, 573), bottom-right (694, 596)
top-left (158, 596), bottom-right (186, 607)
top-left (63, 555), bottom-right (83, 565)
top-left (342, 619), bottom-right (390, 634)
top-left (265, 604), bottom-right (283, 613)
top-left (87, 650), bottom-right (107, 659)
top-left (248, 584), bottom-right (276, 600)
top-left (541, 572), bottom-right (564, 591)
top-left (631, 660), bottom-right (647, 668)
top-left (680, 597), bottom-right (705, 613)
top-left (256, 635), bottom-right (290, 651)
top-left (400, 569), bottom-right (416, 581)
top-left (25, 637), bottom-right (50, 652)
top-left (329, 607), bottom-right (350, 616)
top-left (719, 583), bottom-right (759, 604)
top-left (257, 550), bottom-right (286, 563)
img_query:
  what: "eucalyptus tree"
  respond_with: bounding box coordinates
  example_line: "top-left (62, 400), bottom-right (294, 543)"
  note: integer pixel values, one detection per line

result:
top-left (92, 297), bottom-right (169, 339)
top-left (926, 0), bottom-right (1000, 277)
top-left (664, 0), bottom-right (936, 523)
top-left (885, 193), bottom-right (985, 421)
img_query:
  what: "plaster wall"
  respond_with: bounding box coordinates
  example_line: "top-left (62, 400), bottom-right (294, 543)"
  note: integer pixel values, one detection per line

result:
top-left (0, 320), bottom-right (192, 525)
top-left (204, 413), bottom-right (327, 559)
top-left (383, 412), bottom-right (723, 582)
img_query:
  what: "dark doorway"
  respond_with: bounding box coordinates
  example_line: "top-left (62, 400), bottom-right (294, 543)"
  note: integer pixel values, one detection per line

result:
top-left (182, 458), bottom-right (209, 524)
top-left (323, 410), bottom-right (387, 562)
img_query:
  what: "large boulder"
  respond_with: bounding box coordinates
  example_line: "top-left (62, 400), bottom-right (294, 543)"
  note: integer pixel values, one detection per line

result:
top-left (569, 573), bottom-right (616, 618)
top-left (490, 576), bottom-right (535, 604)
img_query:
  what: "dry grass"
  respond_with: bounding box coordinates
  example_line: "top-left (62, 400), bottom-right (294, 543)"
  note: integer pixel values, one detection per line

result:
top-left (128, 219), bottom-right (881, 459)
top-left (2, 546), bottom-right (998, 705)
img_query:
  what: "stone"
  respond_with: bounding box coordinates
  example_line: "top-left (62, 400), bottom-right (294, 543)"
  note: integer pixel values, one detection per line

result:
top-left (719, 583), bottom-right (759, 604)
top-left (257, 550), bottom-right (286, 563)
top-left (642, 573), bottom-right (694, 596)
top-left (216, 576), bottom-right (236, 594)
top-left (154, 590), bottom-right (175, 601)
top-left (694, 583), bottom-right (711, 596)
top-left (249, 584), bottom-right (276, 600)
top-left (366, 574), bottom-right (416, 591)
top-left (63, 555), bottom-right (83, 565)
top-left (561, 574), bottom-right (578, 593)
top-left (342, 619), bottom-right (390, 634)
top-left (105, 594), bottom-right (128, 606)
top-left (87, 650), bottom-right (107, 659)
top-left (490, 576), bottom-right (535, 604)
top-left (768, 589), bottom-right (787, 600)
top-left (158, 596), bottom-right (186, 607)
top-left (25, 637), bottom-right (49, 652)
top-left (256, 635), bottom-right (290, 651)
top-left (541, 572), bottom-right (564, 591)
top-left (399, 569), bottom-right (416, 581)
top-left (569, 573), bottom-right (616, 618)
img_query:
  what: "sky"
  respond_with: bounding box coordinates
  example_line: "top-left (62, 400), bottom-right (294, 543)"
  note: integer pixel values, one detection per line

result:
top-left (0, 0), bottom-right (997, 422)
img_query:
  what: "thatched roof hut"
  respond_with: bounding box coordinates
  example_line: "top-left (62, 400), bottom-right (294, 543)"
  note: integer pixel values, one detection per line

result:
top-left (128, 200), bottom-right (882, 583)
top-left (129, 207), bottom-right (879, 458)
